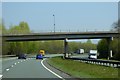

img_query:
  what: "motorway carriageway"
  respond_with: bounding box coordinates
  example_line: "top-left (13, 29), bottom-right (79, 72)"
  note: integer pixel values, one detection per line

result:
top-left (0, 54), bottom-right (75, 80)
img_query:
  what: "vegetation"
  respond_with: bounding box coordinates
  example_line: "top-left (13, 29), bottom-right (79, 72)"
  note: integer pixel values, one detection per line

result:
top-left (110, 20), bottom-right (120, 60)
top-left (97, 39), bottom-right (109, 59)
top-left (110, 39), bottom-right (120, 60)
top-left (1, 21), bottom-right (96, 55)
top-left (1, 20), bottom-right (120, 61)
top-left (48, 57), bottom-right (119, 78)
top-left (69, 39), bottom-right (96, 53)
top-left (97, 20), bottom-right (120, 60)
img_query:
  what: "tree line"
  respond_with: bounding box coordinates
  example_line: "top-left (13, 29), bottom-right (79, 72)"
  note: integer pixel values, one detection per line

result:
top-left (1, 21), bottom-right (97, 55)
top-left (97, 20), bottom-right (120, 60)
top-left (1, 20), bottom-right (119, 61)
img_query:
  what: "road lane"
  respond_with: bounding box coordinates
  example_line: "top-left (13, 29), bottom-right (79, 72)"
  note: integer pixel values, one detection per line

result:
top-left (2, 57), bottom-right (19, 73)
top-left (1, 54), bottom-right (63, 73)
top-left (2, 58), bottom-right (61, 79)
top-left (0, 57), bottom-right (18, 78)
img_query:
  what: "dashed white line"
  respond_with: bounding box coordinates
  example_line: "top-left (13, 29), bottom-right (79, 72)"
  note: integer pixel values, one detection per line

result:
top-left (11, 65), bottom-right (14, 67)
top-left (14, 63), bottom-right (17, 65)
top-left (18, 62), bottom-right (20, 63)
top-left (6, 69), bottom-right (9, 71)
top-left (41, 59), bottom-right (64, 80)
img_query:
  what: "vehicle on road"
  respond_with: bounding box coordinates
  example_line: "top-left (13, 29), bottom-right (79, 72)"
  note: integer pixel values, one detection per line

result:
top-left (74, 49), bottom-right (84, 54)
top-left (36, 54), bottom-right (43, 59)
top-left (77, 49), bottom-right (84, 54)
top-left (88, 50), bottom-right (97, 59)
top-left (39, 50), bottom-right (45, 56)
top-left (18, 54), bottom-right (27, 59)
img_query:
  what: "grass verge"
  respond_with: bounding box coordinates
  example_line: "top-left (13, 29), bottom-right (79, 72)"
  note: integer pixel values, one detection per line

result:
top-left (47, 56), bottom-right (119, 79)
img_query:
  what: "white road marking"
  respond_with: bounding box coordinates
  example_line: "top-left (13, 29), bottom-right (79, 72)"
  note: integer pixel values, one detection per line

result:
top-left (0, 75), bottom-right (3, 79)
top-left (21, 61), bottom-right (23, 62)
top-left (18, 62), bottom-right (20, 63)
top-left (41, 59), bottom-right (64, 80)
top-left (14, 63), bottom-right (17, 65)
top-left (11, 65), bottom-right (14, 67)
top-left (6, 69), bottom-right (9, 71)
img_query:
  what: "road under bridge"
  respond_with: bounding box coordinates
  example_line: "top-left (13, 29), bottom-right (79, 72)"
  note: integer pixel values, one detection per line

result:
top-left (1, 31), bottom-right (120, 58)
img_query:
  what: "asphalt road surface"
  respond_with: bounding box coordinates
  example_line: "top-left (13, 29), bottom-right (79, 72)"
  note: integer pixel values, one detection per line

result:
top-left (1, 54), bottom-right (69, 80)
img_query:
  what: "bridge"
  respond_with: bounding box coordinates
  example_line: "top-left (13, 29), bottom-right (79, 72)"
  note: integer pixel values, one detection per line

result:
top-left (2, 31), bottom-right (119, 41)
top-left (1, 31), bottom-right (120, 58)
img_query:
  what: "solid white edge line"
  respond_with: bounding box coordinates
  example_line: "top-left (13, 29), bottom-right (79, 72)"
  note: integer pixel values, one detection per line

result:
top-left (41, 59), bottom-right (64, 80)
top-left (0, 75), bottom-right (3, 79)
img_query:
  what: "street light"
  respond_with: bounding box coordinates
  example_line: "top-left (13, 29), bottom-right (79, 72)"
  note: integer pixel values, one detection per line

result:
top-left (53, 14), bottom-right (55, 33)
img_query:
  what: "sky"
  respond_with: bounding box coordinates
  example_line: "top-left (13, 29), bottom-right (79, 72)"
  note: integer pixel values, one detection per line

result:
top-left (1, 0), bottom-right (119, 2)
top-left (2, 2), bottom-right (118, 32)
top-left (1, 1), bottom-right (119, 43)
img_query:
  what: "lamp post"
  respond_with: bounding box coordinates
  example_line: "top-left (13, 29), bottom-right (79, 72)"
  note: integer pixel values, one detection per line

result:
top-left (53, 14), bottom-right (55, 33)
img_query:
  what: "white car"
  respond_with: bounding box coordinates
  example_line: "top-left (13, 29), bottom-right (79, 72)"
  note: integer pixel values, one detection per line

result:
top-left (88, 50), bottom-right (97, 59)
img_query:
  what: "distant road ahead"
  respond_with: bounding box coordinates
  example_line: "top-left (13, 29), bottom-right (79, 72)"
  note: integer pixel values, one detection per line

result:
top-left (71, 53), bottom-right (89, 59)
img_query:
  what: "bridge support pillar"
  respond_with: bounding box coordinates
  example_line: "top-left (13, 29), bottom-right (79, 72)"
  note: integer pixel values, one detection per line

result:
top-left (107, 37), bottom-right (113, 60)
top-left (64, 38), bottom-right (68, 58)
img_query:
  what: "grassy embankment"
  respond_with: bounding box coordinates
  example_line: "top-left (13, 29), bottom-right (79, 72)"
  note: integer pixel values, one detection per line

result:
top-left (48, 56), bottom-right (119, 79)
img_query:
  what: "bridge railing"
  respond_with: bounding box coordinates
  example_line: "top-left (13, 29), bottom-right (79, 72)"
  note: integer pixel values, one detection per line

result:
top-left (2, 30), bottom-right (117, 35)
top-left (65, 57), bottom-right (120, 68)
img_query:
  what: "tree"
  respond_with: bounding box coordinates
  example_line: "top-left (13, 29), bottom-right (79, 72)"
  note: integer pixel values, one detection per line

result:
top-left (0, 20), bottom-right (7, 34)
top-left (5, 21), bottom-right (31, 55)
top-left (96, 20), bottom-right (120, 60)
top-left (8, 21), bottom-right (30, 34)
top-left (83, 39), bottom-right (96, 53)
top-left (110, 39), bottom-right (119, 60)
top-left (97, 20), bottom-right (120, 60)
top-left (97, 39), bottom-right (109, 59)
top-left (1, 20), bottom-right (10, 55)
top-left (9, 25), bottom-right (20, 34)
top-left (112, 19), bottom-right (120, 32)
top-left (19, 21), bottom-right (30, 33)
top-left (68, 39), bottom-right (97, 53)
top-left (111, 20), bottom-right (120, 60)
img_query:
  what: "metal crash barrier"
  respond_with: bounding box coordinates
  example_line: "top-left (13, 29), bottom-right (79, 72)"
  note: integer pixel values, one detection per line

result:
top-left (65, 57), bottom-right (120, 68)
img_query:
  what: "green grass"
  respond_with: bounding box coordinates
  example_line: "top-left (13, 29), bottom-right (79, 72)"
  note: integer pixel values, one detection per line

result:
top-left (48, 57), bottom-right (119, 79)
